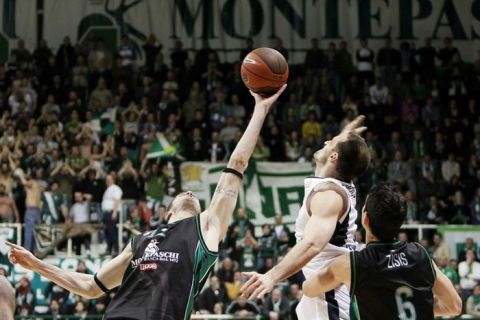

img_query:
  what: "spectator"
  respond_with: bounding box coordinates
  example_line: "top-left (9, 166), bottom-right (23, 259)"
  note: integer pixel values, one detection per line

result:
top-left (377, 38), bottom-right (400, 84)
top-left (224, 271), bottom-right (243, 301)
top-left (14, 169), bottom-right (43, 252)
top-left (0, 183), bottom-right (20, 222)
top-left (46, 299), bottom-right (62, 319)
top-left (15, 277), bottom-right (36, 315)
top-left (170, 39), bottom-right (188, 70)
top-left (442, 153), bottom-right (461, 183)
top-left (257, 224), bottom-right (277, 270)
top-left (197, 276), bottom-right (227, 313)
top-left (415, 38), bottom-right (436, 81)
top-left (44, 282), bottom-right (70, 311)
top-left (466, 284), bottom-right (480, 317)
top-left (459, 238), bottom-right (477, 262)
top-left (438, 37), bottom-right (460, 68)
top-left (69, 192), bottom-right (91, 255)
top-left (226, 295), bottom-right (261, 317)
top-left (142, 34), bottom-right (161, 72)
top-left (101, 174), bottom-right (123, 255)
top-left (117, 35), bottom-right (138, 67)
top-left (433, 233), bottom-right (451, 260)
top-left (387, 151), bottom-right (414, 192)
top-left (206, 131), bottom-right (227, 163)
top-left (356, 38), bottom-right (375, 86)
top-left (263, 287), bottom-right (290, 320)
top-left (369, 78), bottom-right (389, 106)
top-left (459, 249), bottom-right (480, 298)
top-left (470, 187), bottom-right (480, 224)
top-left (437, 256), bottom-right (460, 285)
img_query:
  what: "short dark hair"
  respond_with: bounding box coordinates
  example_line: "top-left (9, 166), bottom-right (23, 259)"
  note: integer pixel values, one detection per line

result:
top-left (365, 184), bottom-right (406, 241)
top-left (335, 133), bottom-right (370, 181)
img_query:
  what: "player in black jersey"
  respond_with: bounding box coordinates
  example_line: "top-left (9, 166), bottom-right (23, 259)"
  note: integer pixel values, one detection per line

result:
top-left (6, 84), bottom-right (287, 320)
top-left (303, 184), bottom-right (462, 319)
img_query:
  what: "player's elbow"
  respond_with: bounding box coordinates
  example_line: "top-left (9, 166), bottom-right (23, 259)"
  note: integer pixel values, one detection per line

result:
top-left (448, 294), bottom-right (463, 316)
top-left (304, 240), bottom-right (323, 257)
top-left (84, 279), bottom-right (104, 299)
top-left (227, 156), bottom-right (248, 172)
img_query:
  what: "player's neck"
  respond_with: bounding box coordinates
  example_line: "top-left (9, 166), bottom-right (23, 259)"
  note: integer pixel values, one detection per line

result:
top-left (314, 165), bottom-right (337, 179)
top-left (168, 211), bottom-right (194, 223)
top-left (365, 231), bottom-right (380, 244)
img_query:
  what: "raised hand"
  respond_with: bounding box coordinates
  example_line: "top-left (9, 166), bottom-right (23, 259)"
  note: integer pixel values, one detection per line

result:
top-left (6, 241), bottom-right (40, 271)
top-left (341, 115), bottom-right (367, 135)
top-left (250, 84), bottom-right (287, 113)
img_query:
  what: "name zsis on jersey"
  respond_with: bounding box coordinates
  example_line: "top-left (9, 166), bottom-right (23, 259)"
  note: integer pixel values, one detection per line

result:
top-left (131, 239), bottom-right (180, 270)
top-left (386, 252), bottom-right (409, 269)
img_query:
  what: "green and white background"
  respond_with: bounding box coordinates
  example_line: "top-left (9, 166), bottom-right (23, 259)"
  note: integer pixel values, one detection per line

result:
top-left (181, 161), bottom-right (312, 225)
top-left (0, 0), bottom-right (480, 63)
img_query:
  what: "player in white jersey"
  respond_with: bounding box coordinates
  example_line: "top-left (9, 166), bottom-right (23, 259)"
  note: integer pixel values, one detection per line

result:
top-left (241, 116), bottom-right (371, 320)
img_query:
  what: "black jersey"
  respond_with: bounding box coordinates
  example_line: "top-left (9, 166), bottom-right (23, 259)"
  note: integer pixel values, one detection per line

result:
top-left (104, 215), bottom-right (218, 320)
top-left (350, 241), bottom-right (436, 320)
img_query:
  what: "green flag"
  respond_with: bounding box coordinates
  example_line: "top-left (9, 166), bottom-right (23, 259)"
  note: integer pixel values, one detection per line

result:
top-left (147, 132), bottom-right (176, 159)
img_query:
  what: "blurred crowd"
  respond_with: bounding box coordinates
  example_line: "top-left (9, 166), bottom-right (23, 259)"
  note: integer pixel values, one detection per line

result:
top-left (1, 33), bottom-right (480, 318)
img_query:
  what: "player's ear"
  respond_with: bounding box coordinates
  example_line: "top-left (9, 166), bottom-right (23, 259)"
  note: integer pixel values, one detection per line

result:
top-left (362, 210), bottom-right (369, 229)
top-left (329, 152), bottom-right (338, 163)
top-left (166, 211), bottom-right (173, 221)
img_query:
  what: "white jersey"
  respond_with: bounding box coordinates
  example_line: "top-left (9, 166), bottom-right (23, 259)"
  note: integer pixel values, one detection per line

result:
top-left (295, 176), bottom-right (358, 320)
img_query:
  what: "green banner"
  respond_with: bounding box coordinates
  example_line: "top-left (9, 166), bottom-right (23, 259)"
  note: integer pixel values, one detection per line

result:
top-left (0, 224), bottom-right (18, 275)
top-left (180, 161), bottom-right (312, 226)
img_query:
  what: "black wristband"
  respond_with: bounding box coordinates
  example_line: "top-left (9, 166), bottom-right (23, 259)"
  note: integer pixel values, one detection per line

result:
top-left (94, 273), bottom-right (109, 293)
top-left (223, 167), bottom-right (244, 179)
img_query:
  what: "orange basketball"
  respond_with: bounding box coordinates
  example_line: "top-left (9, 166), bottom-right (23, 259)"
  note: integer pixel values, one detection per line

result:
top-left (241, 47), bottom-right (289, 97)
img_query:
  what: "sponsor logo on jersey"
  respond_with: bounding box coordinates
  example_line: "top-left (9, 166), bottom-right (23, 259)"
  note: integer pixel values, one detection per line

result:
top-left (131, 239), bottom-right (180, 269)
top-left (139, 263), bottom-right (158, 271)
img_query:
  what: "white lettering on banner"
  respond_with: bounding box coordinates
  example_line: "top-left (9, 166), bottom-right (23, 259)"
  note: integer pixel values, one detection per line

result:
top-left (17, 0), bottom-right (476, 64)
top-left (180, 162), bottom-right (311, 226)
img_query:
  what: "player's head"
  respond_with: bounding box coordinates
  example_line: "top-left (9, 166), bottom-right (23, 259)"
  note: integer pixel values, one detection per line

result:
top-left (0, 275), bottom-right (15, 318)
top-left (166, 191), bottom-right (201, 221)
top-left (313, 132), bottom-right (370, 182)
top-left (362, 184), bottom-right (406, 241)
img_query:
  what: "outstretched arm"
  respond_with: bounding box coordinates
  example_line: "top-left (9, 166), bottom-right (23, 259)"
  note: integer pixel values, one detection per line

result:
top-left (432, 261), bottom-right (462, 317)
top-left (201, 85), bottom-right (287, 249)
top-left (7, 241), bottom-right (132, 299)
top-left (303, 253), bottom-right (351, 297)
top-left (241, 189), bottom-right (344, 299)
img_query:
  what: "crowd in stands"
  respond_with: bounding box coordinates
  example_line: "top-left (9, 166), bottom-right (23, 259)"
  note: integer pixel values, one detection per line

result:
top-left (1, 33), bottom-right (480, 318)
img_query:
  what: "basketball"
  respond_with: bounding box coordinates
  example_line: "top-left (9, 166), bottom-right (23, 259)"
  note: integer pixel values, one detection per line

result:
top-left (241, 47), bottom-right (289, 97)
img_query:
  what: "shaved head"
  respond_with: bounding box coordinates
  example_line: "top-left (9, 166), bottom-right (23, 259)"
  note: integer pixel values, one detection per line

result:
top-left (0, 275), bottom-right (15, 319)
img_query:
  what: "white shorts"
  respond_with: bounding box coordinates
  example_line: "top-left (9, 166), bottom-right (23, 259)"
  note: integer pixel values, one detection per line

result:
top-left (296, 285), bottom-right (351, 320)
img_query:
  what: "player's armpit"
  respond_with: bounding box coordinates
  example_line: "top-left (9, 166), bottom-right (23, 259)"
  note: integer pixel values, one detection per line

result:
top-left (303, 254), bottom-right (351, 297)
top-left (95, 242), bottom-right (133, 293)
top-left (432, 262), bottom-right (462, 317)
